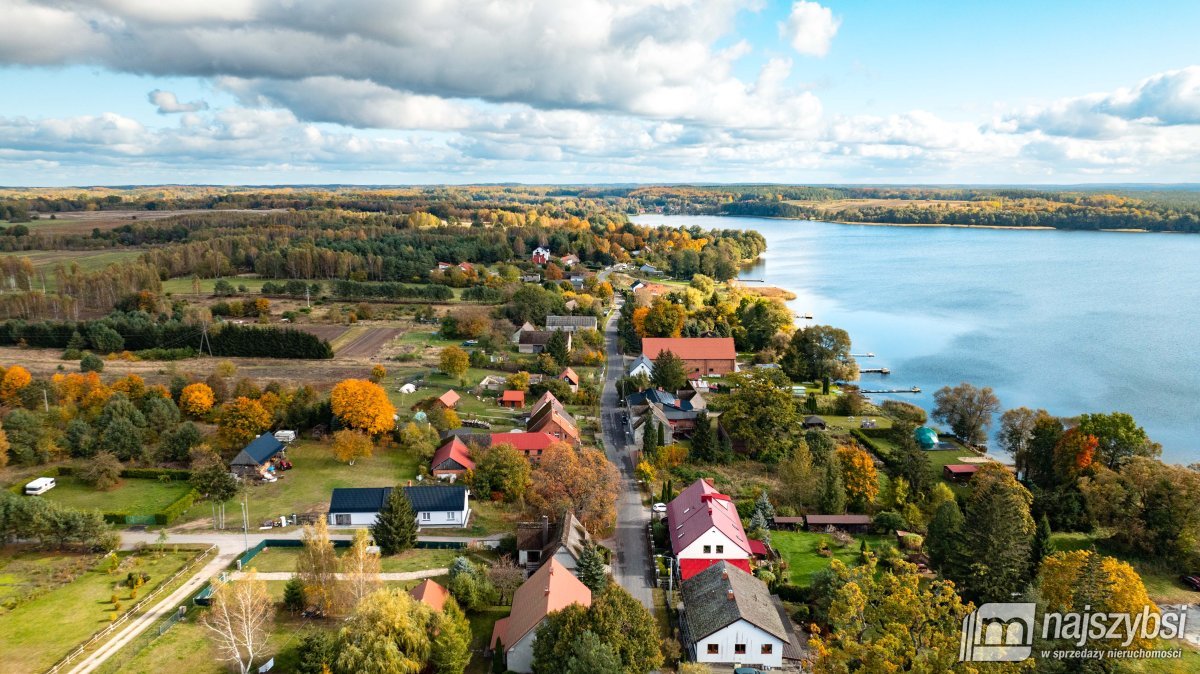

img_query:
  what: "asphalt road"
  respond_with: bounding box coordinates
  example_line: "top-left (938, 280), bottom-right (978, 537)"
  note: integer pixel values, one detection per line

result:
top-left (600, 304), bottom-right (656, 610)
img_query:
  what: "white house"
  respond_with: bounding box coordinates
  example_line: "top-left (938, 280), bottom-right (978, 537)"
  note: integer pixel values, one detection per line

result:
top-left (327, 485), bottom-right (470, 529)
top-left (667, 478), bottom-right (753, 580)
top-left (490, 558), bottom-right (591, 673)
top-left (680, 562), bottom-right (791, 669)
top-left (627, 353), bottom-right (654, 378)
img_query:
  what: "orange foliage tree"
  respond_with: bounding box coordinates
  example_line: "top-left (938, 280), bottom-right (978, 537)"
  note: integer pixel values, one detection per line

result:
top-left (837, 445), bottom-right (879, 511)
top-left (1053, 428), bottom-right (1098, 481)
top-left (217, 396), bottom-right (272, 449)
top-left (180, 382), bottom-right (216, 417)
top-left (330, 379), bottom-right (396, 436)
top-left (527, 442), bottom-right (620, 535)
top-left (331, 429), bottom-right (374, 465)
top-left (0, 365), bottom-right (32, 405)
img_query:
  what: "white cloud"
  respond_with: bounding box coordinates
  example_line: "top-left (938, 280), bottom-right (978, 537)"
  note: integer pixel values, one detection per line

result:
top-left (148, 90), bottom-right (209, 114)
top-left (780, 1), bottom-right (841, 57)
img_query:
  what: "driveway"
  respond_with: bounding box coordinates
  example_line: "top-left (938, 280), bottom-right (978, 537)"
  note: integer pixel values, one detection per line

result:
top-left (599, 307), bottom-right (656, 610)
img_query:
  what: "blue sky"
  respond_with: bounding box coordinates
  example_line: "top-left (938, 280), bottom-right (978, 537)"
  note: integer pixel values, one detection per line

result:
top-left (0, 0), bottom-right (1198, 185)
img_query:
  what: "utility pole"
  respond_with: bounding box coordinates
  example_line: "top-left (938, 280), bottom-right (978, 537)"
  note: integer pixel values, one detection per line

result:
top-left (241, 488), bottom-right (250, 552)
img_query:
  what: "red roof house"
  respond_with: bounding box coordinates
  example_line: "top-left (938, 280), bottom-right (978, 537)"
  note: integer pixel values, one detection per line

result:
top-left (431, 436), bottom-right (475, 478)
top-left (409, 578), bottom-right (450, 611)
top-left (490, 558), bottom-right (591, 672)
top-left (667, 478), bottom-right (753, 580)
top-left (943, 464), bottom-right (981, 482)
top-left (642, 337), bottom-right (737, 377)
top-left (437, 389), bottom-right (461, 409)
top-left (559, 367), bottom-right (580, 392)
top-left (489, 431), bottom-right (558, 460)
top-left (500, 389), bottom-right (525, 408)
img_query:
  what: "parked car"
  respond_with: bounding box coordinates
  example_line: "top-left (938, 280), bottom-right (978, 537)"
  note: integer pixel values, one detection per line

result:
top-left (1180, 575), bottom-right (1200, 591)
top-left (651, 502), bottom-right (667, 513)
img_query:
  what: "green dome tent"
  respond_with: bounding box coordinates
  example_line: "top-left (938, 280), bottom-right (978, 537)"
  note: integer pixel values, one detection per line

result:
top-left (915, 426), bottom-right (938, 449)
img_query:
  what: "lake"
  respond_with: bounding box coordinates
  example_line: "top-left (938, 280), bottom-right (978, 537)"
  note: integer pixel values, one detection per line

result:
top-left (631, 214), bottom-right (1200, 464)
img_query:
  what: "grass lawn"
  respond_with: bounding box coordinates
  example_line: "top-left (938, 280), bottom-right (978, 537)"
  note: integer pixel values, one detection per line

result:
top-left (822, 414), bottom-right (893, 432)
top-left (466, 606), bottom-right (510, 674)
top-left (160, 275), bottom-right (273, 295)
top-left (246, 546), bottom-right (486, 574)
top-left (773, 530), bottom-right (890, 587)
top-left (180, 439), bottom-right (420, 528)
top-left (43, 476), bottom-right (192, 518)
top-left (0, 549), bottom-right (198, 673)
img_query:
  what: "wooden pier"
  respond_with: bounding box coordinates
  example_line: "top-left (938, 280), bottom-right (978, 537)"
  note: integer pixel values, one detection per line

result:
top-left (861, 386), bottom-right (921, 394)
top-left (861, 367), bottom-right (890, 375)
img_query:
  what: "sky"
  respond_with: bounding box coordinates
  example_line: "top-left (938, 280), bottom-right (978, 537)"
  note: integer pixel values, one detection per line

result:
top-left (1, 0), bottom-right (1199, 186)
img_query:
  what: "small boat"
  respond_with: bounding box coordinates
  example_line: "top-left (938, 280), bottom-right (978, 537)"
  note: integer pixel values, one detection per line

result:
top-left (802, 313), bottom-right (813, 319)
top-left (910, 386), bottom-right (921, 393)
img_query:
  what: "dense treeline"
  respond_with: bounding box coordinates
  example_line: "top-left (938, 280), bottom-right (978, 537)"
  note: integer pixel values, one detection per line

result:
top-left (326, 280), bottom-right (454, 301)
top-left (0, 316), bottom-right (332, 359)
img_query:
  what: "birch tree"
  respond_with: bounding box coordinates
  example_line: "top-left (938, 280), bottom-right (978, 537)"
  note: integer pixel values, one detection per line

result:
top-left (202, 571), bottom-right (274, 674)
top-left (297, 518), bottom-right (339, 615)
top-left (340, 528), bottom-right (382, 608)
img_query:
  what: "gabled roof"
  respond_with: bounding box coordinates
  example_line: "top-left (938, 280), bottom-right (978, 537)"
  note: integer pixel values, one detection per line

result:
top-left (642, 337), bottom-right (736, 362)
top-left (628, 388), bottom-right (681, 408)
top-left (805, 514), bottom-right (872, 526)
top-left (545, 315), bottom-right (597, 329)
top-left (437, 389), bottom-right (460, 407)
top-left (409, 579), bottom-right (450, 612)
top-left (559, 367), bottom-right (579, 385)
top-left (500, 389), bottom-right (525, 403)
top-left (491, 558), bottom-right (591, 651)
top-left (328, 485), bottom-right (468, 514)
top-left (666, 479), bottom-right (751, 557)
top-left (528, 407), bottom-right (580, 441)
top-left (530, 391), bottom-right (562, 416)
top-left (681, 561), bottom-right (788, 642)
top-left (628, 354), bottom-right (654, 374)
top-left (489, 432), bottom-right (558, 452)
top-left (230, 433), bottom-right (285, 467)
top-left (432, 436), bottom-right (475, 472)
top-left (518, 330), bottom-right (555, 346)
top-left (516, 509), bottom-right (594, 562)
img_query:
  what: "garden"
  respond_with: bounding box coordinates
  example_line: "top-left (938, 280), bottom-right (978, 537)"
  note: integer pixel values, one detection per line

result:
top-left (772, 530), bottom-right (891, 587)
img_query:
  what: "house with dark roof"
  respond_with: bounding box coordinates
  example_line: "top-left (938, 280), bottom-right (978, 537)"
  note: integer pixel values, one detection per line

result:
top-left (804, 514), bottom-right (872, 533)
top-left (517, 330), bottom-right (571, 354)
top-left (515, 510), bottom-right (599, 574)
top-left (943, 463), bottom-right (981, 482)
top-left (545, 315), bottom-right (597, 333)
top-left (230, 433), bottom-right (286, 478)
top-left (431, 436), bottom-right (475, 480)
top-left (667, 479), bottom-right (753, 580)
top-left (327, 485), bottom-right (470, 529)
top-left (490, 558), bottom-right (591, 673)
top-left (510, 322), bottom-right (536, 344)
top-left (627, 353), bottom-right (654, 378)
top-left (642, 337), bottom-right (738, 377)
top-left (680, 561), bottom-right (791, 669)
top-left (802, 415), bottom-right (828, 430)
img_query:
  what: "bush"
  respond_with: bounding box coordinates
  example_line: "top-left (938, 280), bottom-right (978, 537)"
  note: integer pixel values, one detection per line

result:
top-left (80, 352), bottom-right (104, 372)
top-left (873, 510), bottom-right (906, 533)
top-left (156, 489), bottom-right (197, 525)
top-left (775, 583), bottom-right (808, 602)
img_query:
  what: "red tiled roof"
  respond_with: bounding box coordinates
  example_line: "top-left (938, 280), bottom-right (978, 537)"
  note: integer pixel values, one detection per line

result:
top-left (491, 558), bottom-right (591, 651)
top-left (437, 389), bottom-right (460, 407)
top-left (500, 389), bottom-right (525, 403)
top-left (748, 539), bottom-right (770, 557)
top-left (944, 464), bottom-right (981, 474)
top-left (559, 367), bottom-right (579, 385)
top-left (489, 432), bottom-right (557, 451)
top-left (642, 337), bottom-right (736, 362)
top-left (432, 437), bottom-right (475, 472)
top-left (666, 479), bottom-right (751, 558)
top-left (679, 557), bottom-right (751, 581)
top-left (409, 579), bottom-right (449, 612)
top-left (529, 409), bottom-right (580, 441)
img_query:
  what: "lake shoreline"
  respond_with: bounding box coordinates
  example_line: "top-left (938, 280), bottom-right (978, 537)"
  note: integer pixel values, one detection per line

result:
top-left (649, 212), bottom-right (1189, 234)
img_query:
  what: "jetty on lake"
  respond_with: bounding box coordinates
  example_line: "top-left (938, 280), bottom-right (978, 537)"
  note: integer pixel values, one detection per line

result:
top-left (861, 367), bottom-right (890, 375)
top-left (861, 386), bottom-right (921, 394)
top-left (851, 352), bottom-right (875, 358)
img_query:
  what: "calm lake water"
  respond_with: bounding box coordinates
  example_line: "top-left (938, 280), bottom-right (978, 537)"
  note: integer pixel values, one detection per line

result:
top-left (632, 214), bottom-right (1200, 464)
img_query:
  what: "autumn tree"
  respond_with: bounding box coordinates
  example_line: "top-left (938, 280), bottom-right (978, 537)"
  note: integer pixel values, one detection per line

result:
top-left (471, 443), bottom-right (531, 503)
top-left (649, 349), bottom-right (687, 392)
top-left (719, 368), bottom-right (799, 463)
top-left (837, 445), bottom-right (878, 511)
top-left (1079, 457), bottom-right (1200, 560)
top-left (336, 589), bottom-right (433, 674)
top-left (1038, 550), bottom-right (1158, 651)
top-left (1077, 411), bottom-right (1159, 468)
top-left (331, 429), bottom-right (373, 466)
top-left (202, 571), bottom-right (274, 674)
top-left (487, 555), bottom-right (525, 605)
top-left (0, 365), bottom-right (32, 405)
top-left (340, 528), bottom-right (382, 608)
top-left (641, 298), bottom-right (685, 338)
top-left (439, 345), bottom-right (470, 380)
top-left (532, 585), bottom-right (662, 674)
top-left (297, 518), bottom-right (339, 615)
top-left (369, 364), bottom-right (387, 383)
top-left (373, 487), bottom-right (418, 555)
top-left (1051, 428), bottom-right (1098, 483)
top-left (931, 382), bottom-right (1001, 446)
top-left (527, 443), bottom-right (620, 534)
top-left (780, 325), bottom-right (857, 383)
top-left (331, 379), bottom-right (396, 436)
top-left (216, 396), bottom-right (271, 449)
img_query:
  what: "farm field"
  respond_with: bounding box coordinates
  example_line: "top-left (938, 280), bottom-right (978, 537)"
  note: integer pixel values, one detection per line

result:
top-left (0, 549), bottom-right (199, 674)
top-left (43, 475), bottom-right (193, 518)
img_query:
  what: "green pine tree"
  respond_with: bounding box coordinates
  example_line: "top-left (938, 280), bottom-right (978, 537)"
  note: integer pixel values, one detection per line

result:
top-left (1030, 513), bottom-right (1053, 572)
top-left (818, 456), bottom-right (846, 514)
top-left (690, 410), bottom-right (713, 462)
top-left (492, 638), bottom-right (506, 674)
top-left (716, 430), bottom-right (734, 464)
top-left (576, 544), bottom-right (608, 594)
top-left (656, 422), bottom-right (665, 447)
top-left (641, 419), bottom-right (658, 459)
top-left (372, 486), bottom-right (417, 555)
top-left (282, 576), bottom-right (306, 614)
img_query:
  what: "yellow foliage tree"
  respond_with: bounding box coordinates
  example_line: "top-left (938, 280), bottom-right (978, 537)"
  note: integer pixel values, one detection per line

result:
top-left (655, 444), bottom-right (688, 471)
top-left (1038, 550), bottom-right (1158, 650)
top-left (180, 382), bottom-right (216, 417)
top-left (439, 346), bottom-right (469, 380)
top-left (837, 445), bottom-right (879, 511)
top-left (635, 460), bottom-right (656, 484)
top-left (369, 364), bottom-right (387, 383)
top-left (0, 365), bottom-right (32, 404)
top-left (217, 396), bottom-right (271, 449)
top-left (330, 379), bottom-right (396, 436)
top-left (332, 429), bottom-right (374, 466)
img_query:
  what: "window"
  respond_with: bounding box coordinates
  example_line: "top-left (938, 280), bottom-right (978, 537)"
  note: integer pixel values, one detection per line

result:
top-left (446, 511), bottom-right (455, 521)
top-left (334, 514), bottom-right (350, 526)
top-left (527, 550), bottom-right (541, 562)
top-left (715, 545), bottom-right (724, 554)
top-left (421, 512), bottom-right (431, 521)
top-left (761, 644), bottom-right (773, 655)
top-left (734, 644), bottom-right (746, 655)
top-left (703, 545), bottom-right (711, 554)
top-left (706, 644), bottom-right (719, 655)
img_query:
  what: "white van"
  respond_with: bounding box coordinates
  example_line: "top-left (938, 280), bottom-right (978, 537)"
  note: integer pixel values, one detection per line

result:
top-left (24, 477), bottom-right (56, 495)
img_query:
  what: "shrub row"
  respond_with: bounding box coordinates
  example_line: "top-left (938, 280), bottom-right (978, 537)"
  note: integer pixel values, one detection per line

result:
top-left (156, 489), bottom-right (198, 525)
top-left (329, 280), bottom-right (454, 301)
top-left (56, 466), bottom-right (191, 481)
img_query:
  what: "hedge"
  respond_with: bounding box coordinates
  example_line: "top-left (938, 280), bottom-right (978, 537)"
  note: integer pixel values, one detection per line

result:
top-left (328, 280), bottom-right (454, 302)
top-left (156, 489), bottom-right (198, 525)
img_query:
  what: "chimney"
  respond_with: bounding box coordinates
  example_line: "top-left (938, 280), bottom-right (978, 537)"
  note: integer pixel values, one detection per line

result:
top-left (407, 480), bottom-right (413, 487)
top-left (541, 515), bottom-right (550, 547)
top-left (727, 589), bottom-right (735, 601)
top-left (721, 568), bottom-right (729, 580)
